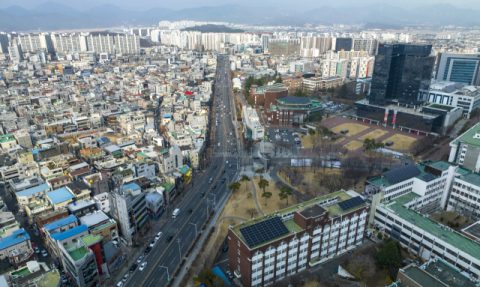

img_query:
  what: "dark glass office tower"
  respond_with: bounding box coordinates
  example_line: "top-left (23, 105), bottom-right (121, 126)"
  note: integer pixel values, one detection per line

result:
top-left (369, 44), bottom-right (435, 106)
top-left (335, 38), bottom-right (353, 52)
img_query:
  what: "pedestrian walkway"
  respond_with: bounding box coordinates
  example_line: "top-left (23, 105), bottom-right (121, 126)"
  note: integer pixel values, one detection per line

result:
top-left (250, 179), bottom-right (265, 216)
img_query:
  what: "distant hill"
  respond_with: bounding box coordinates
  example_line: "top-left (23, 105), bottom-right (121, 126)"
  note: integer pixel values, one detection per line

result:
top-left (182, 24), bottom-right (244, 33)
top-left (1, 2), bottom-right (480, 32)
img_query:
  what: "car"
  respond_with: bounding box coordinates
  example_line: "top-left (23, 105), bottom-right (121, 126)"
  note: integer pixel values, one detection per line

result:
top-left (129, 264), bottom-right (138, 273)
top-left (34, 247), bottom-right (40, 254)
top-left (221, 178), bottom-right (226, 183)
top-left (200, 192), bottom-right (204, 197)
top-left (222, 169), bottom-right (226, 174)
top-left (166, 236), bottom-right (173, 243)
top-left (117, 282), bottom-right (124, 287)
top-left (155, 232), bottom-right (163, 240)
top-left (41, 250), bottom-right (48, 257)
top-left (139, 262), bottom-right (148, 271)
top-left (212, 185), bottom-right (217, 189)
top-left (122, 274), bottom-right (130, 282)
top-left (144, 247), bottom-right (151, 255)
top-left (61, 275), bottom-right (68, 283)
top-left (220, 154), bottom-right (223, 158)
top-left (137, 255), bottom-right (144, 263)
top-left (188, 209), bottom-right (193, 214)
top-left (213, 165), bottom-right (217, 169)
top-left (149, 240), bottom-right (157, 248)
top-left (222, 245), bottom-right (229, 252)
top-left (226, 270), bottom-right (233, 279)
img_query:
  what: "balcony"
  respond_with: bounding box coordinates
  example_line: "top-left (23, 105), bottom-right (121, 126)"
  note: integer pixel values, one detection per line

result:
top-left (252, 278), bottom-right (261, 286)
top-left (312, 236), bottom-right (321, 243)
top-left (311, 243), bottom-right (320, 250)
top-left (252, 262), bottom-right (263, 270)
top-left (252, 270), bottom-right (262, 278)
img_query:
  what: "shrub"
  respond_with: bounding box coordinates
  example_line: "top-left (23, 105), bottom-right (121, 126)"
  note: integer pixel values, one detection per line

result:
top-left (440, 217), bottom-right (443, 222)
top-left (455, 222), bottom-right (460, 228)
top-left (377, 232), bottom-right (383, 240)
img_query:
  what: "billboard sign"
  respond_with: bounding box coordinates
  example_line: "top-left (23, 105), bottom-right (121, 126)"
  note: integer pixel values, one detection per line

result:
top-left (291, 159), bottom-right (312, 167)
top-left (392, 110), bottom-right (398, 125)
top-left (384, 108), bottom-right (389, 123)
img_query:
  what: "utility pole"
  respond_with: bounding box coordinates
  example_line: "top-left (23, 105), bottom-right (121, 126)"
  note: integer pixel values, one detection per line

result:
top-left (159, 266), bottom-right (170, 282)
top-left (189, 222), bottom-right (198, 237)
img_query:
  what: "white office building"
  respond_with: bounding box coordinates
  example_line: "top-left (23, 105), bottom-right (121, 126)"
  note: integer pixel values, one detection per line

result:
top-left (435, 53), bottom-right (480, 86)
top-left (243, 107), bottom-right (264, 140)
top-left (423, 81), bottom-right (480, 118)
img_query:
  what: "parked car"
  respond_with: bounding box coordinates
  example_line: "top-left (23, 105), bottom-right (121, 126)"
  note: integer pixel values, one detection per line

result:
top-left (155, 232), bottom-right (163, 240)
top-left (226, 270), bottom-right (233, 279)
top-left (34, 247), bottom-right (40, 254)
top-left (61, 275), bottom-right (68, 283)
top-left (117, 282), bottom-right (123, 287)
top-left (222, 245), bottom-right (229, 252)
top-left (41, 250), bottom-right (48, 257)
top-left (122, 274), bottom-right (130, 282)
top-left (139, 262), bottom-right (148, 271)
top-left (144, 247), bottom-right (151, 256)
top-left (129, 264), bottom-right (138, 273)
top-left (149, 240), bottom-right (157, 248)
top-left (137, 255), bottom-right (144, 263)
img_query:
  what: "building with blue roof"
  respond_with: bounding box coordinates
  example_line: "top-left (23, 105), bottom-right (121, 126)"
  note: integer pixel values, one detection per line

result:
top-left (46, 187), bottom-right (75, 210)
top-left (16, 183), bottom-right (51, 207)
top-left (46, 224), bottom-right (88, 258)
top-left (42, 214), bottom-right (78, 234)
top-left (0, 229), bottom-right (31, 259)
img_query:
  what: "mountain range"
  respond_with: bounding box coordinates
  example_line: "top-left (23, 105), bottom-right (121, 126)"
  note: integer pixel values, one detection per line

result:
top-left (1, 2), bottom-right (479, 32)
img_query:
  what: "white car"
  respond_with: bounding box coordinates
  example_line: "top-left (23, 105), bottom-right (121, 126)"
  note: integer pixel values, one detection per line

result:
top-left (34, 247), bottom-right (40, 254)
top-left (61, 275), bottom-right (67, 283)
top-left (137, 255), bottom-right (144, 263)
top-left (149, 240), bottom-right (157, 248)
top-left (116, 282), bottom-right (123, 287)
top-left (139, 262), bottom-right (148, 271)
top-left (41, 250), bottom-right (48, 257)
top-left (122, 274), bottom-right (130, 282)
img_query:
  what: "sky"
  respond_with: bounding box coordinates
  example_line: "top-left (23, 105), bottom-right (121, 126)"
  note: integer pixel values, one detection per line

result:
top-left (0, 0), bottom-right (478, 11)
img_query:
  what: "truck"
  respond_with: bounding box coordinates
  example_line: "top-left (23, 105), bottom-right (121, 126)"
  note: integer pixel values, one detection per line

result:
top-left (172, 209), bottom-right (180, 219)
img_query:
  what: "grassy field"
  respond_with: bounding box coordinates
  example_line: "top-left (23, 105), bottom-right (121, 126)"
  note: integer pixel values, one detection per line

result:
top-left (343, 140), bottom-right (364, 151)
top-left (359, 129), bottom-right (389, 140)
top-left (332, 123), bottom-right (369, 136)
top-left (252, 177), bottom-right (287, 214)
top-left (299, 134), bottom-right (344, 149)
top-left (382, 134), bottom-right (417, 150)
top-left (430, 211), bottom-right (472, 231)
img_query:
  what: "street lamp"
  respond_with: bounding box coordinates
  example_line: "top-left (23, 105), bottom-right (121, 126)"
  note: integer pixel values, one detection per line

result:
top-left (159, 266), bottom-right (170, 282)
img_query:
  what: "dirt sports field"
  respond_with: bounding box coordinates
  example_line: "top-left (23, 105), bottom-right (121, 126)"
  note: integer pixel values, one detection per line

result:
top-left (320, 117), bottom-right (422, 156)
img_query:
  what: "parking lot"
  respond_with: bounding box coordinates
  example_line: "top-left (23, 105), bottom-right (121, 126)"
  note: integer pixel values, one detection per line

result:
top-left (323, 101), bottom-right (351, 115)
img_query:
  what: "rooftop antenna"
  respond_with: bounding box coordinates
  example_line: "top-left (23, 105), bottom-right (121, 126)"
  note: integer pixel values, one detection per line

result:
top-left (112, 174), bottom-right (124, 196)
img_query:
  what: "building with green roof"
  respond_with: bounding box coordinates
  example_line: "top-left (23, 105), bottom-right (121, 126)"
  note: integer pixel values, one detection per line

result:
top-left (449, 123), bottom-right (480, 172)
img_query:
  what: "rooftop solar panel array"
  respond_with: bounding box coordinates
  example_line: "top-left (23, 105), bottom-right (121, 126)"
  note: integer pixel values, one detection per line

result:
top-left (338, 196), bottom-right (365, 211)
top-left (422, 174), bottom-right (436, 182)
top-left (383, 165), bottom-right (421, 184)
top-left (239, 217), bottom-right (290, 248)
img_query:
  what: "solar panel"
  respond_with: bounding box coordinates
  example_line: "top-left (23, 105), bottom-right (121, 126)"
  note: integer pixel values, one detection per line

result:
top-left (12, 178), bottom-right (21, 184)
top-left (239, 217), bottom-right (290, 248)
top-left (30, 178), bottom-right (38, 184)
top-left (422, 174), bottom-right (435, 182)
top-left (338, 196), bottom-right (365, 211)
top-left (383, 165), bottom-right (421, 184)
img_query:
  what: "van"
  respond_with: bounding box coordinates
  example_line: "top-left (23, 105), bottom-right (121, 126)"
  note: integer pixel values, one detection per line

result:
top-left (209, 178), bottom-right (213, 184)
top-left (155, 232), bottom-right (163, 240)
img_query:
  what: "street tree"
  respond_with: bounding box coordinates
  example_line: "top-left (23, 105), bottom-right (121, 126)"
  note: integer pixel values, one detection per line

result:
top-left (262, 191), bottom-right (273, 206)
top-left (254, 168), bottom-right (263, 177)
top-left (240, 175), bottom-right (250, 191)
top-left (279, 186), bottom-right (293, 206)
top-left (228, 182), bottom-right (241, 198)
top-left (258, 176), bottom-right (270, 194)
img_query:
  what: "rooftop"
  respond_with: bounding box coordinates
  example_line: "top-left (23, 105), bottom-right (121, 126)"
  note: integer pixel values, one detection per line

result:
top-left (80, 234), bottom-right (102, 246)
top-left (406, 258), bottom-right (477, 287)
top-left (16, 183), bottom-right (51, 198)
top-left (50, 225), bottom-right (88, 242)
top-left (43, 214), bottom-right (77, 232)
top-left (458, 172), bottom-right (480, 187)
top-left (382, 193), bottom-right (480, 260)
top-left (452, 123), bottom-right (480, 148)
top-left (0, 229), bottom-right (30, 250)
top-left (79, 211), bottom-right (109, 227)
top-left (46, 187), bottom-right (74, 205)
top-left (428, 104), bottom-right (455, 111)
top-left (68, 246), bottom-right (89, 261)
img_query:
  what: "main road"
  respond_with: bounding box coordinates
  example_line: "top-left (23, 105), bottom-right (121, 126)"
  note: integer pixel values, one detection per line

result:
top-left (127, 55), bottom-right (239, 287)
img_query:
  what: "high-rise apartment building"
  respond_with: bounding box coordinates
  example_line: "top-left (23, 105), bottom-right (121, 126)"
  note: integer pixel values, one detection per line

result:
top-left (322, 59), bottom-right (348, 79)
top-left (261, 34), bottom-right (271, 52)
top-left (369, 43), bottom-right (435, 106)
top-left (350, 57), bottom-right (375, 79)
top-left (300, 36), bottom-right (333, 57)
top-left (352, 38), bottom-right (377, 54)
top-left (17, 33), bottom-right (54, 53)
top-left (52, 33), bottom-right (87, 53)
top-left (86, 34), bottom-right (115, 55)
top-left (8, 44), bottom-right (23, 62)
top-left (0, 33), bottom-right (8, 54)
top-left (435, 53), bottom-right (480, 86)
top-left (115, 34), bottom-right (140, 55)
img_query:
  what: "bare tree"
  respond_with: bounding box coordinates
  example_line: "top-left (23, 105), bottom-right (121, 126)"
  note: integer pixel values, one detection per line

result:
top-left (317, 173), bottom-right (352, 194)
top-left (246, 208), bottom-right (259, 218)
